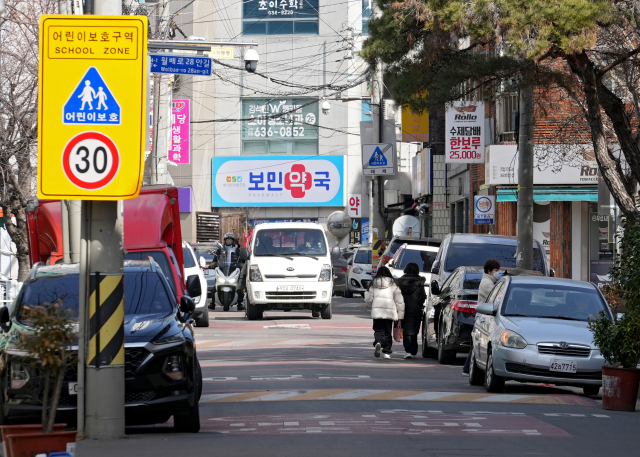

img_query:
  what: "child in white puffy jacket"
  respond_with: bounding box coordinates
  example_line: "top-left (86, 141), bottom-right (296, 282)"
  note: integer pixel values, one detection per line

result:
top-left (365, 266), bottom-right (405, 359)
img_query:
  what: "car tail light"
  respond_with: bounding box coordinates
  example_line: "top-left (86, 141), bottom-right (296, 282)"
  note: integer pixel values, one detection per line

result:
top-left (451, 300), bottom-right (478, 314)
top-left (163, 355), bottom-right (184, 381)
top-left (339, 267), bottom-right (347, 272)
top-left (381, 255), bottom-right (392, 265)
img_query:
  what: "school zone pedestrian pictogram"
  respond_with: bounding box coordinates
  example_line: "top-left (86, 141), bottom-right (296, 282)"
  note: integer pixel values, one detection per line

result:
top-left (63, 66), bottom-right (121, 125)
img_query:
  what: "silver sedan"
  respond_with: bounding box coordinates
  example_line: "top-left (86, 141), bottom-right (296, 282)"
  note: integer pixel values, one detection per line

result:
top-left (468, 276), bottom-right (611, 396)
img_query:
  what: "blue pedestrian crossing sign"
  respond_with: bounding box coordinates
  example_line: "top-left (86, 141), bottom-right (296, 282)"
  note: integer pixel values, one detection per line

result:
top-left (63, 67), bottom-right (121, 125)
top-left (369, 146), bottom-right (388, 166)
top-left (362, 143), bottom-right (396, 176)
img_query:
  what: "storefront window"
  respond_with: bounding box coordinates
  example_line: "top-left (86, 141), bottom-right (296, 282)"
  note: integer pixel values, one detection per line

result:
top-left (243, 0), bottom-right (319, 35)
top-left (242, 98), bottom-right (319, 155)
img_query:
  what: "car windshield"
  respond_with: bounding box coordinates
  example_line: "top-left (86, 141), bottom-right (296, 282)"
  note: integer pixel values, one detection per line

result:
top-left (124, 251), bottom-right (176, 295)
top-left (502, 284), bottom-right (607, 321)
top-left (354, 250), bottom-right (372, 264)
top-left (182, 247), bottom-right (196, 268)
top-left (445, 243), bottom-right (545, 274)
top-left (463, 273), bottom-right (483, 290)
top-left (124, 271), bottom-right (174, 315)
top-left (254, 229), bottom-right (327, 256)
top-left (398, 249), bottom-right (437, 273)
top-left (16, 272), bottom-right (174, 324)
top-left (16, 274), bottom-right (80, 323)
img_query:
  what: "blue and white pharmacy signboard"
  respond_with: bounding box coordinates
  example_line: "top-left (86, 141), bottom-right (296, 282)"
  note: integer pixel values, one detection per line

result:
top-left (150, 54), bottom-right (212, 76)
top-left (474, 195), bottom-right (495, 225)
top-left (362, 143), bottom-right (395, 176)
top-left (63, 67), bottom-right (121, 125)
top-left (212, 156), bottom-right (345, 207)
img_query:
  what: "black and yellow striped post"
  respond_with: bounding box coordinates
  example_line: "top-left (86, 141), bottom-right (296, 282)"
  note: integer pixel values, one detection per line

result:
top-left (87, 273), bottom-right (124, 367)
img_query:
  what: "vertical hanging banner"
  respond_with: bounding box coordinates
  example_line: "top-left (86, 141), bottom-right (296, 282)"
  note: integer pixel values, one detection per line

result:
top-left (348, 194), bottom-right (361, 218)
top-left (401, 107), bottom-right (429, 142)
top-left (445, 101), bottom-right (485, 164)
top-left (170, 99), bottom-right (190, 164)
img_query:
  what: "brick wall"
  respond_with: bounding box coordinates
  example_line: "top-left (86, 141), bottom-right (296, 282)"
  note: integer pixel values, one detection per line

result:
top-left (496, 201), bottom-right (517, 236)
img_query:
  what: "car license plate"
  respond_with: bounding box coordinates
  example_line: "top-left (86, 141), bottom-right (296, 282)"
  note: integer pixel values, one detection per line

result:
top-left (277, 285), bottom-right (304, 292)
top-left (550, 359), bottom-right (577, 373)
top-left (204, 269), bottom-right (209, 275)
top-left (68, 382), bottom-right (78, 395)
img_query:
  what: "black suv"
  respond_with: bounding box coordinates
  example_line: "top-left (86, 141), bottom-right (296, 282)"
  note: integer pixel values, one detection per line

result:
top-left (0, 260), bottom-right (203, 431)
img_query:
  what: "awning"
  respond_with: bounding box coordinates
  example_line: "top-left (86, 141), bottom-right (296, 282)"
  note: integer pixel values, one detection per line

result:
top-left (496, 188), bottom-right (597, 203)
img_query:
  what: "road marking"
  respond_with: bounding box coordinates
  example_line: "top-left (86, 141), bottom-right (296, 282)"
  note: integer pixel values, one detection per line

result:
top-left (251, 375), bottom-right (303, 381)
top-left (322, 389), bottom-right (388, 400)
top-left (592, 414), bottom-right (610, 418)
top-left (251, 391), bottom-right (309, 401)
top-left (199, 389), bottom-right (598, 406)
top-left (263, 324), bottom-right (311, 329)
top-left (318, 375), bottom-right (370, 380)
top-left (203, 377), bottom-right (238, 382)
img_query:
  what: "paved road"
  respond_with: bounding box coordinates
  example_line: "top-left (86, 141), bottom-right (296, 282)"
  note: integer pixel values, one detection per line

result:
top-left (79, 297), bottom-right (640, 456)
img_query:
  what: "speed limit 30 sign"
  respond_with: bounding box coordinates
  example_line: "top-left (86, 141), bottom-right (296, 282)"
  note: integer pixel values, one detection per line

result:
top-left (37, 15), bottom-right (147, 200)
top-left (62, 132), bottom-right (120, 190)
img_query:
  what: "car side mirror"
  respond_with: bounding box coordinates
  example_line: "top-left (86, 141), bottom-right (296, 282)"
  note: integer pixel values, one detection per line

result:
top-left (431, 260), bottom-right (440, 274)
top-left (199, 256), bottom-right (207, 268)
top-left (239, 247), bottom-right (249, 261)
top-left (180, 296), bottom-right (195, 314)
top-left (550, 268), bottom-right (556, 277)
top-left (0, 306), bottom-right (11, 332)
top-left (186, 274), bottom-right (202, 298)
top-left (476, 303), bottom-right (496, 316)
top-left (430, 280), bottom-right (440, 296)
top-left (331, 246), bottom-right (341, 259)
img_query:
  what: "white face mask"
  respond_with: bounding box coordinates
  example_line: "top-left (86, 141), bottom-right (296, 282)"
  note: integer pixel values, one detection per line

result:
top-left (492, 271), bottom-right (500, 279)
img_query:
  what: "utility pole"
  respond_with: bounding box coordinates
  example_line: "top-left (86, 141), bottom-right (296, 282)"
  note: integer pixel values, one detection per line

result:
top-left (516, 85), bottom-right (534, 270)
top-left (77, 0), bottom-right (126, 440)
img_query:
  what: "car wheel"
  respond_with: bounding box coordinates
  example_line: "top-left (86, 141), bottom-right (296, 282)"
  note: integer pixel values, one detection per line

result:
top-left (421, 319), bottom-right (436, 358)
top-left (246, 303), bottom-right (259, 321)
top-left (194, 308), bottom-right (210, 328)
top-left (468, 349), bottom-right (484, 386)
top-left (257, 309), bottom-right (264, 319)
top-left (484, 350), bottom-right (505, 393)
top-left (174, 364), bottom-right (201, 433)
top-left (223, 304), bottom-right (230, 311)
top-left (583, 386), bottom-right (600, 396)
top-left (321, 303), bottom-right (332, 320)
top-left (437, 324), bottom-right (456, 365)
top-left (312, 310), bottom-right (320, 318)
top-left (195, 357), bottom-right (203, 400)
top-left (344, 288), bottom-right (353, 298)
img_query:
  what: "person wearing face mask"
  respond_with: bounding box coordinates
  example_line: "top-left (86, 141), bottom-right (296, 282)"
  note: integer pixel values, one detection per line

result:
top-left (463, 258), bottom-right (501, 375)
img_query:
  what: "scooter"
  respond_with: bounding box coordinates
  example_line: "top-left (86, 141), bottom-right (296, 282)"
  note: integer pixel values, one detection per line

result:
top-left (214, 266), bottom-right (240, 311)
top-left (214, 244), bottom-right (245, 311)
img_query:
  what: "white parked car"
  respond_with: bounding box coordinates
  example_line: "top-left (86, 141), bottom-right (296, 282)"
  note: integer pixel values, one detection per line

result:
top-left (182, 241), bottom-right (209, 327)
top-left (345, 246), bottom-right (373, 298)
top-left (387, 243), bottom-right (439, 293)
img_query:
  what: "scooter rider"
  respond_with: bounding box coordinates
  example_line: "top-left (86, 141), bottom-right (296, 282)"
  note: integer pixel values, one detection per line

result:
top-left (217, 232), bottom-right (246, 311)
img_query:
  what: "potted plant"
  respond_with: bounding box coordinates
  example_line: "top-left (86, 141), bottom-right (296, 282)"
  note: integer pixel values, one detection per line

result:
top-left (589, 217), bottom-right (640, 412)
top-left (1, 300), bottom-right (77, 457)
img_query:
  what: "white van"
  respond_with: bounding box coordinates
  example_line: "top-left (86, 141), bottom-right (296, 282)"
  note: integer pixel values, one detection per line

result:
top-left (243, 222), bottom-right (340, 320)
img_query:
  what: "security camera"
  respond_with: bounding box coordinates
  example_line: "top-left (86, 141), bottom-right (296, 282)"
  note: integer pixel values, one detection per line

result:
top-left (321, 99), bottom-right (331, 115)
top-left (244, 48), bottom-right (259, 73)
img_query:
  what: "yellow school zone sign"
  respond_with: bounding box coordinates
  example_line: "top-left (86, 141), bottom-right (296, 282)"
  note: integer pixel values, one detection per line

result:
top-left (38, 15), bottom-right (148, 200)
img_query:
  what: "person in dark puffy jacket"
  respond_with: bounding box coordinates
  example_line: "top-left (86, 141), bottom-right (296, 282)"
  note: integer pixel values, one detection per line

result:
top-left (397, 262), bottom-right (427, 359)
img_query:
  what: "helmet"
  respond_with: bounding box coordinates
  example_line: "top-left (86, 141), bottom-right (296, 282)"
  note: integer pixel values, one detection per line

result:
top-left (223, 232), bottom-right (237, 246)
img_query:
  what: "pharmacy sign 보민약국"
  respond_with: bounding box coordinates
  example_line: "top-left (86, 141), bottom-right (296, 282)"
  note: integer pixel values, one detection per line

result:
top-left (38, 15), bottom-right (148, 200)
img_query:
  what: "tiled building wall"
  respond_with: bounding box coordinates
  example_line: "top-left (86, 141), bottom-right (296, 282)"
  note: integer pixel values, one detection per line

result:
top-left (431, 154), bottom-right (450, 238)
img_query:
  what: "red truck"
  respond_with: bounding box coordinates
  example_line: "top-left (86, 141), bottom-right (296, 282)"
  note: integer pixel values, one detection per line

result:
top-left (26, 187), bottom-right (206, 324)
